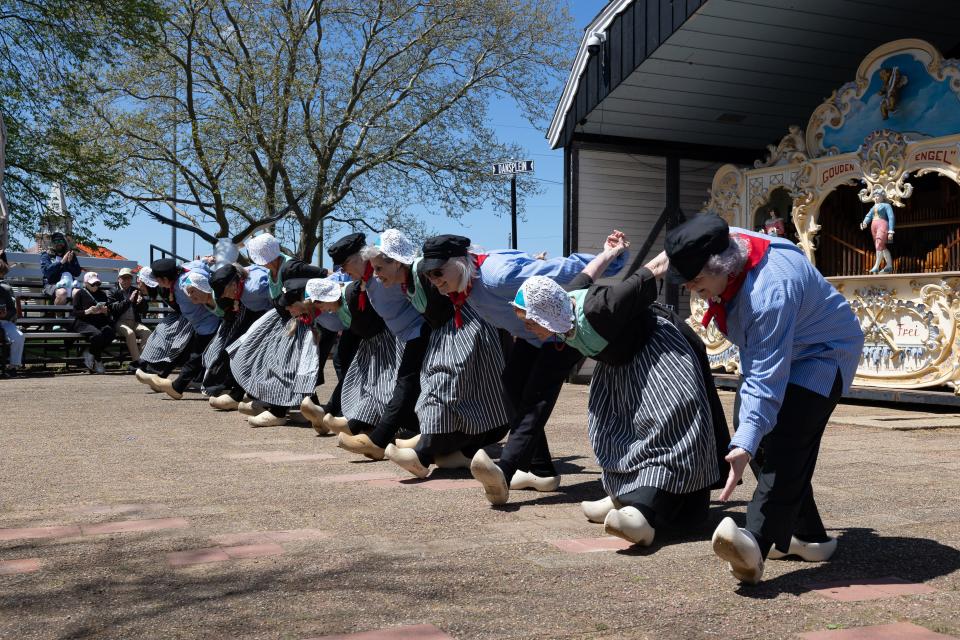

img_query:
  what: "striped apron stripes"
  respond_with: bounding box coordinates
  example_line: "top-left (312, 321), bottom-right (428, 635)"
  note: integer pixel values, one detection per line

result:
top-left (341, 330), bottom-right (403, 426)
top-left (415, 304), bottom-right (510, 435)
top-left (201, 305), bottom-right (257, 394)
top-left (588, 315), bottom-right (720, 499)
top-left (227, 309), bottom-right (320, 407)
top-left (139, 313), bottom-right (194, 365)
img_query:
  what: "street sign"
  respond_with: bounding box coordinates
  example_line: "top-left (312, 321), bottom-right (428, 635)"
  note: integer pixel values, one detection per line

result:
top-left (492, 160), bottom-right (534, 175)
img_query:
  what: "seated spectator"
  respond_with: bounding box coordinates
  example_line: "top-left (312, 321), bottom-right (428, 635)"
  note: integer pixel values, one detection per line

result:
top-left (109, 267), bottom-right (151, 372)
top-left (40, 232), bottom-right (82, 305)
top-left (72, 271), bottom-right (116, 373)
top-left (0, 256), bottom-right (25, 377)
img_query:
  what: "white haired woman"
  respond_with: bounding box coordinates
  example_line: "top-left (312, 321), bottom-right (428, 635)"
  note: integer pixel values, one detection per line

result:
top-left (328, 233), bottom-right (429, 461)
top-left (511, 249), bottom-right (722, 547)
top-left (361, 229), bottom-right (511, 478)
top-left (421, 232), bottom-right (629, 506)
top-left (665, 214), bottom-right (863, 584)
top-left (226, 234), bottom-right (328, 427)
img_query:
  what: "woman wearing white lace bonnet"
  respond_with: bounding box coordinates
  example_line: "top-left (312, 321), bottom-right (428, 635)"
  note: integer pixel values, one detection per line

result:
top-left (511, 239), bottom-right (723, 549)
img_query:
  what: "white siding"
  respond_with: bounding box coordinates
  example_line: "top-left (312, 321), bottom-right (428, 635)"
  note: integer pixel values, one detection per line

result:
top-left (572, 149), bottom-right (722, 379)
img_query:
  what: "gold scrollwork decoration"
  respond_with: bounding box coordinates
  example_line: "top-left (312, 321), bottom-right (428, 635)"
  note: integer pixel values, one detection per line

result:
top-left (754, 125), bottom-right (808, 168)
top-left (857, 129), bottom-right (913, 206)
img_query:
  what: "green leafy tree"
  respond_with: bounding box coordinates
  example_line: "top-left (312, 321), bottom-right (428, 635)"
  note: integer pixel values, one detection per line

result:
top-left (0, 0), bottom-right (165, 249)
top-left (90, 0), bottom-right (574, 259)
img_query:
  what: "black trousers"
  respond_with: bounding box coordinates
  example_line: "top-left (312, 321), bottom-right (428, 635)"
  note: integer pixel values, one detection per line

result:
top-left (169, 331), bottom-right (215, 394)
top-left (320, 330), bottom-right (361, 414)
top-left (496, 339), bottom-right (583, 481)
top-left (414, 425), bottom-right (510, 466)
top-left (618, 485), bottom-right (711, 530)
top-left (368, 325), bottom-right (430, 448)
top-left (74, 321), bottom-right (116, 359)
top-left (735, 371), bottom-right (841, 556)
top-left (314, 327), bottom-right (339, 387)
top-left (207, 310), bottom-right (263, 398)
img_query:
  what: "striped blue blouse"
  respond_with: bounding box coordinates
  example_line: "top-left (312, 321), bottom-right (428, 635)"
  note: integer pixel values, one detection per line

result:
top-left (724, 229), bottom-right (864, 455)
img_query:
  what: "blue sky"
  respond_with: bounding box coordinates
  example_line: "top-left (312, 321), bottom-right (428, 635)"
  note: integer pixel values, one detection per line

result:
top-left (92, 1), bottom-right (609, 267)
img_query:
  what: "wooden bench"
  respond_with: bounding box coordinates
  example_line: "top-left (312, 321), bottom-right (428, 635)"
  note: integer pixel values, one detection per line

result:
top-left (3, 252), bottom-right (169, 371)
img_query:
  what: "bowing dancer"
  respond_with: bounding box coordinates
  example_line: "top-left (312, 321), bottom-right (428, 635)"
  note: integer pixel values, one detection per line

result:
top-left (664, 214), bottom-right (863, 584)
top-left (290, 275), bottom-right (394, 436)
top-left (421, 232), bottom-right (628, 505)
top-left (136, 260), bottom-right (198, 384)
top-left (313, 234), bottom-right (399, 437)
top-left (510, 245), bottom-right (721, 547)
top-left (299, 269), bottom-right (353, 433)
top-left (227, 234), bottom-right (329, 427)
top-left (362, 230), bottom-right (511, 478)
top-left (139, 265), bottom-right (220, 399)
top-left (204, 263), bottom-right (273, 410)
top-left (332, 233), bottom-right (428, 461)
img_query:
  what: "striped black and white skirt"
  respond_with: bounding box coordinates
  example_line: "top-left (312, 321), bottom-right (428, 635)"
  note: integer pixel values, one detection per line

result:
top-left (415, 304), bottom-right (510, 435)
top-left (588, 315), bottom-right (720, 499)
top-left (201, 306), bottom-right (261, 394)
top-left (227, 309), bottom-right (320, 407)
top-left (341, 330), bottom-right (403, 426)
top-left (139, 313), bottom-right (193, 365)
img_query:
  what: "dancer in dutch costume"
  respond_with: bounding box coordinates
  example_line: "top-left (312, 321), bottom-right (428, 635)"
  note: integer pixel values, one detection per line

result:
top-left (298, 269), bottom-right (353, 432)
top-left (360, 230), bottom-right (511, 478)
top-left (136, 260), bottom-right (200, 383)
top-left (419, 233), bottom-right (628, 505)
top-left (332, 235), bottom-right (429, 461)
top-left (664, 214), bottom-right (863, 584)
top-left (227, 234), bottom-right (328, 427)
top-left (204, 263), bottom-right (273, 410)
top-left (137, 261), bottom-right (220, 399)
top-left (511, 242), bottom-right (723, 546)
top-left (291, 275), bottom-right (395, 437)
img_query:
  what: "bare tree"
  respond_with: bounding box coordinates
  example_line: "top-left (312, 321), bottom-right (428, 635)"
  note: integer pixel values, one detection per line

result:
top-left (88, 0), bottom-right (573, 258)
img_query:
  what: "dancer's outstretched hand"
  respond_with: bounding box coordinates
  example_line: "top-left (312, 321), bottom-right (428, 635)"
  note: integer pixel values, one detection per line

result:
top-left (719, 447), bottom-right (752, 501)
top-left (604, 230), bottom-right (629, 255)
top-left (643, 250), bottom-right (669, 279)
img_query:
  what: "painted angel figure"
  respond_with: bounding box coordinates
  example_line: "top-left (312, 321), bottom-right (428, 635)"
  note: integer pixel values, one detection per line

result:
top-left (860, 186), bottom-right (895, 273)
top-left (877, 67), bottom-right (907, 120)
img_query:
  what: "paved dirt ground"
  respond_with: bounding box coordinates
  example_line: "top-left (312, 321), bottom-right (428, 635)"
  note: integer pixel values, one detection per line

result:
top-left (1, 368), bottom-right (958, 639)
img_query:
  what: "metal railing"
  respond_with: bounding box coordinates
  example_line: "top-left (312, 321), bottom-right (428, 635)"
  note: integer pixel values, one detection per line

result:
top-left (149, 244), bottom-right (190, 265)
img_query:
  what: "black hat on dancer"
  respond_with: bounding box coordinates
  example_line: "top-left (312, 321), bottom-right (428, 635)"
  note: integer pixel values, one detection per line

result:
top-left (327, 233), bottom-right (366, 268)
top-left (150, 258), bottom-right (179, 281)
top-left (664, 215), bottom-right (730, 284)
top-left (276, 278), bottom-right (311, 307)
top-left (420, 234), bottom-right (470, 271)
top-left (209, 264), bottom-right (241, 299)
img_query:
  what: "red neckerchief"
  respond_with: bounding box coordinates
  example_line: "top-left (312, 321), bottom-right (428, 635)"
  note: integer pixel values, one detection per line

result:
top-left (702, 234), bottom-right (770, 335)
top-left (358, 262), bottom-right (374, 311)
top-left (401, 267), bottom-right (414, 296)
top-left (299, 307), bottom-right (322, 325)
top-left (232, 278), bottom-right (245, 313)
top-left (447, 254), bottom-right (487, 329)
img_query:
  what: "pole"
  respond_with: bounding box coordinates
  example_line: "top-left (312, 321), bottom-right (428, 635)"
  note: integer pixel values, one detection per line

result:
top-left (170, 70), bottom-right (178, 261)
top-left (510, 173), bottom-right (517, 250)
top-left (665, 155), bottom-right (680, 311)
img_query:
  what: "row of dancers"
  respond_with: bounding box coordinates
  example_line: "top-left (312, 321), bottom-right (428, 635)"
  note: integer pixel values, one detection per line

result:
top-left (131, 213), bottom-right (864, 585)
